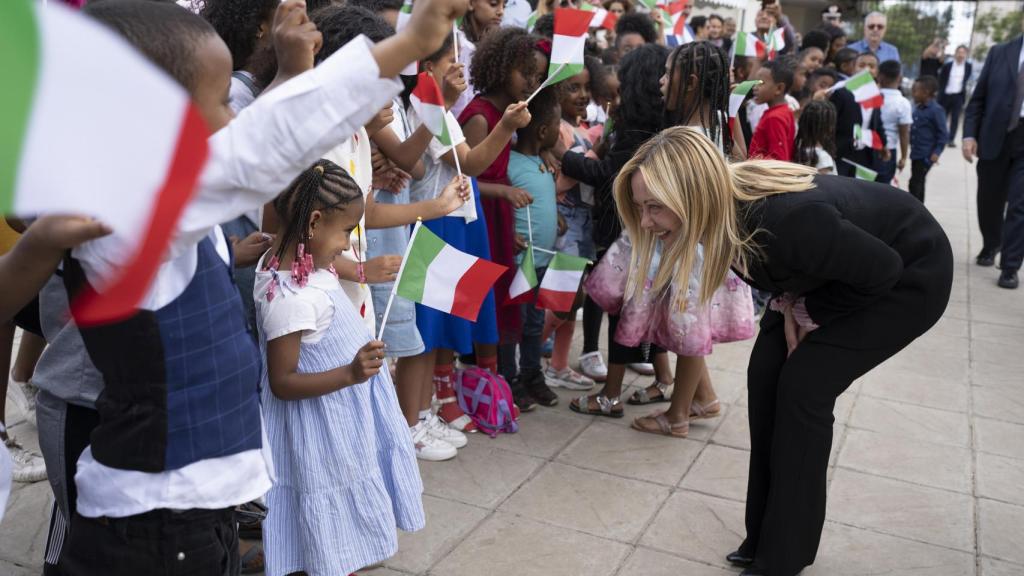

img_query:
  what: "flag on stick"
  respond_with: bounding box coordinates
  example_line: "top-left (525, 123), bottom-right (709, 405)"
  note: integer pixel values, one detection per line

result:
top-left (661, 0), bottom-right (693, 46)
top-left (508, 244), bottom-right (538, 304)
top-left (843, 159), bottom-right (878, 181)
top-left (854, 124), bottom-right (884, 151)
top-left (537, 252), bottom-right (588, 312)
top-left (410, 72), bottom-right (452, 147)
top-left (527, 8), bottom-right (591, 102)
top-left (729, 80), bottom-right (760, 122)
top-left (835, 70), bottom-right (883, 109)
top-left (395, 223), bottom-right (506, 321)
top-left (732, 32), bottom-right (766, 60)
top-left (1, 0), bottom-right (209, 325)
top-left (526, 9), bottom-right (540, 31)
top-left (766, 26), bottom-right (785, 59)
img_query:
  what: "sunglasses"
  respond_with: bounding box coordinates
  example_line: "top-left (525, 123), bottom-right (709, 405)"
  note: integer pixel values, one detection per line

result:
top-left (867, 24), bottom-right (885, 30)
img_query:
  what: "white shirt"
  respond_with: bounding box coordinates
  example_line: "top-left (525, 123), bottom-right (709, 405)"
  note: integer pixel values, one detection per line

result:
top-left (228, 71), bottom-right (259, 114)
top-left (502, 0), bottom-right (533, 29)
top-left (881, 88), bottom-right (913, 151)
top-left (255, 254), bottom-right (337, 344)
top-left (946, 61), bottom-right (966, 95)
top-left (814, 147), bottom-right (836, 174)
top-left (73, 36), bottom-right (402, 519)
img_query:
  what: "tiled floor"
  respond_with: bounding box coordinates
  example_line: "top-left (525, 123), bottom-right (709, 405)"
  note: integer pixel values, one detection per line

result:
top-left (3, 149), bottom-right (1023, 576)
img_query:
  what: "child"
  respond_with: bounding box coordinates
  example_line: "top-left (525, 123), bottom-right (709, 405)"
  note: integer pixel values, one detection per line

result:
top-left (794, 99), bottom-right (838, 174)
top-left (733, 55), bottom-right (761, 146)
top-left (833, 46), bottom-right (858, 79)
top-left (256, 160), bottom-right (425, 575)
top-left (53, 0), bottom-right (461, 573)
top-left (853, 52), bottom-right (890, 172)
top-left (749, 59), bottom-right (796, 161)
top-left (459, 27), bottom-right (542, 405)
top-left (909, 75), bottom-right (948, 203)
top-left (878, 59), bottom-right (912, 184)
top-left (410, 34), bottom-right (531, 432)
top-left (508, 90), bottom-right (575, 399)
top-left (452, 0), bottom-right (508, 117)
top-left (586, 63), bottom-right (620, 144)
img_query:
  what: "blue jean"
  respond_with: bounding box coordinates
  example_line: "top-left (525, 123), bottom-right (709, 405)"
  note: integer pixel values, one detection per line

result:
top-left (518, 267), bottom-right (548, 377)
top-left (876, 153), bottom-right (897, 185)
top-left (555, 204), bottom-right (596, 259)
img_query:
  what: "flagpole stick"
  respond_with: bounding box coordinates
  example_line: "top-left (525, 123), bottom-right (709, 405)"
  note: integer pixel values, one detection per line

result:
top-left (452, 21), bottom-right (460, 62)
top-left (377, 219), bottom-right (423, 340)
top-left (526, 62), bottom-right (567, 104)
top-left (526, 201), bottom-right (535, 260)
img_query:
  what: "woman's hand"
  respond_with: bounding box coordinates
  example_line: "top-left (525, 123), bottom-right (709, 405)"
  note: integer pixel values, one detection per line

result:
top-left (783, 306), bottom-right (809, 357)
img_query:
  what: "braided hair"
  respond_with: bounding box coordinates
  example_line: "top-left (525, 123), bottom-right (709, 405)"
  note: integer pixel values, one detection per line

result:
top-left (663, 41), bottom-right (732, 154)
top-left (794, 99), bottom-right (836, 167)
top-left (272, 160), bottom-right (364, 263)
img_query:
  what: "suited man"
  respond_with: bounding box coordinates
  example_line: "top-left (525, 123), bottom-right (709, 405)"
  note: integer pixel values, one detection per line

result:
top-left (939, 45), bottom-right (973, 145)
top-left (963, 26), bottom-right (1024, 289)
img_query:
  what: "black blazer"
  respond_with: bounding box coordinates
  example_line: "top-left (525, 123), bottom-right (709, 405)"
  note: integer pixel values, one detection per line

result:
top-left (964, 35), bottom-right (1023, 161)
top-left (738, 175), bottom-right (953, 348)
top-left (938, 60), bottom-right (973, 97)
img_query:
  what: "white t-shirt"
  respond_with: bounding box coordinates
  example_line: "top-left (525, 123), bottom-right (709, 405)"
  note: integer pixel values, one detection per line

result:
top-left (502, 0), bottom-right (533, 29)
top-left (254, 254), bottom-right (336, 344)
top-left (880, 88), bottom-right (913, 152)
top-left (814, 146), bottom-right (836, 174)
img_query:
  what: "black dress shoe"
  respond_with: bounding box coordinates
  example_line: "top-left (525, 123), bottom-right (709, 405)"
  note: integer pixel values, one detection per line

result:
top-left (740, 567), bottom-right (767, 576)
top-left (998, 270), bottom-right (1019, 289)
top-left (727, 550), bottom-right (755, 567)
top-left (977, 249), bottom-right (997, 267)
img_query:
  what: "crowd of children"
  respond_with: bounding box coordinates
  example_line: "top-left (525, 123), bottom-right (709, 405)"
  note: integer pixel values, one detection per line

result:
top-left (1, 0), bottom-right (962, 574)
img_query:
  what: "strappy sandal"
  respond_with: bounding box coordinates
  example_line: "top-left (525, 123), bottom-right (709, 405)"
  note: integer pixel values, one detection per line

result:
top-left (628, 381), bottom-right (672, 405)
top-left (631, 411), bottom-right (690, 438)
top-left (569, 394), bottom-right (624, 418)
top-left (690, 398), bottom-right (722, 420)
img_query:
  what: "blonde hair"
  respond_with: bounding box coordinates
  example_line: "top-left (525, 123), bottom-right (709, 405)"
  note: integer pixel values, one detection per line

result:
top-left (612, 126), bottom-right (817, 308)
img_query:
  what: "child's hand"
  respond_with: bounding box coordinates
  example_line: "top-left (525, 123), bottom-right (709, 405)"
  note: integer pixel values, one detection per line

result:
top-left (503, 187), bottom-right (533, 208)
top-left (557, 213), bottom-right (568, 236)
top-left (442, 63), bottom-right (467, 109)
top-left (812, 88), bottom-right (829, 101)
top-left (24, 215), bottom-right (113, 254)
top-left (349, 340), bottom-right (386, 383)
top-left (405, 0), bottom-right (469, 61)
top-left (930, 153), bottom-right (940, 165)
top-left (364, 255), bottom-right (403, 283)
top-left (366, 106), bottom-right (395, 137)
top-left (881, 149), bottom-right (891, 162)
top-left (514, 233), bottom-right (528, 253)
top-left (273, 0), bottom-right (322, 80)
top-left (231, 232), bottom-right (274, 269)
top-left (498, 102), bottom-right (532, 132)
top-left (897, 157), bottom-right (906, 171)
top-left (436, 175), bottom-right (472, 214)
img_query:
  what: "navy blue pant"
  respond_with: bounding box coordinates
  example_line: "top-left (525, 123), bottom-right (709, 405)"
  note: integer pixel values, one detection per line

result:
top-left (941, 92), bottom-right (965, 142)
top-left (977, 124), bottom-right (1024, 270)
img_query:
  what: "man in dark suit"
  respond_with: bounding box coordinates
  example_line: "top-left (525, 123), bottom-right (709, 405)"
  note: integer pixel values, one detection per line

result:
top-left (939, 45), bottom-right (973, 145)
top-left (963, 24), bottom-right (1024, 289)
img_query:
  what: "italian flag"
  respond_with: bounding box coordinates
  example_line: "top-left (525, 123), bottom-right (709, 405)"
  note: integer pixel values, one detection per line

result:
top-left (580, 3), bottom-right (618, 30)
top-left (663, 0), bottom-right (693, 46)
top-left (507, 244), bottom-right (538, 304)
top-left (839, 70), bottom-right (883, 109)
top-left (729, 80), bottom-right (760, 122)
top-left (396, 223), bottom-right (506, 321)
top-left (1, 1), bottom-right (208, 326)
top-left (526, 10), bottom-right (540, 31)
top-left (395, 0), bottom-right (418, 76)
top-left (733, 32), bottom-right (766, 60)
top-left (537, 252), bottom-right (588, 312)
top-left (843, 159), bottom-right (878, 181)
top-left (766, 26), bottom-right (785, 59)
top-left (544, 8), bottom-right (592, 87)
top-left (854, 124), bottom-right (883, 151)
top-left (410, 72), bottom-right (451, 146)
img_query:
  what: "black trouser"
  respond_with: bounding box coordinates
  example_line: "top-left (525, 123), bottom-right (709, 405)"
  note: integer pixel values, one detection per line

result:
top-left (909, 159), bottom-right (931, 203)
top-left (977, 124), bottom-right (1024, 270)
top-left (59, 507), bottom-right (239, 576)
top-left (941, 92), bottom-right (965, 142)
top-left (737, 312), bottom-right (910, 576)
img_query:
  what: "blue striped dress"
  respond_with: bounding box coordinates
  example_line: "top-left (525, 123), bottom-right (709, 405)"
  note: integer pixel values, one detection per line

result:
top-left (258, 285), bottom-right (425, 576)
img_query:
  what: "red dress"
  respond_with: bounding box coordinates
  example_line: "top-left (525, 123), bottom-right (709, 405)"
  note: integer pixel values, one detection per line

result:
top-left (458, 96), bottom-right (520, 343)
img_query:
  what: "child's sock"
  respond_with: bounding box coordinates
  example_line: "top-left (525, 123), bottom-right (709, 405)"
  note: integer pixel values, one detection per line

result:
top-left (477, 354), bottom-right (498, 375)
top-left (550, 318), bottom-right (575, 372)
top-left (435, 363), bottom-right (476, 432)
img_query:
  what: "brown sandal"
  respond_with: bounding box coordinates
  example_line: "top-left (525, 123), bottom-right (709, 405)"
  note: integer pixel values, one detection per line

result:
top-left (631, 411), bottom-right (690, 438)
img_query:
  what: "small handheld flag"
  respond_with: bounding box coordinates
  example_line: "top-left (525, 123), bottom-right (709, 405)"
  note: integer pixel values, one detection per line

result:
top-left (410, 72), bottom-right (452, 147)
top-left (526, 8), bottom-right (591, 102)
top-left (729, 80), bottom-right (760, 122)
top-left (732, 32), bottom-right (766, 60)
top-left (833, 70), bottom-right (883, 109)
top-left (843, 159), bottom-right (879, 181)
top-left (537, 252), bottom-right (589, 312)
top-left (508, 243), bottom-right (538, 304)
top-left (854, 124), bottom-right (883, 151)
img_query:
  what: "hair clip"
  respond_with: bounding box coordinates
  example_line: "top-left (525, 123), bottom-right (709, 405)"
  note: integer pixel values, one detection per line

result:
top-left (314, 165), bottom-right (325, 175)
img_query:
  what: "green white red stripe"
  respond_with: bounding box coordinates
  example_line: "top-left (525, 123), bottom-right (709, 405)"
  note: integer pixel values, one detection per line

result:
top-left (526, 9), bottom-right (540, 31)
top-left (732, 32), bottom-right (765, 59)
top-left (854, 124), bottom-right (883, 150)
top-left (0, 0), bottom-right (208, 325)
top-left (579, 2), bottom-right (617, 30)
top-left (545, 8), bottom-right (592, 87)
top-left (843, 159), bottom-right (878, 181)
top-left (537, 252), bottom-right (588, 312)
top-left (839, 70), bottom-right (883, 109)
top-left (508, 244), bottom-right (538, 304)
top-left (410, 72), bottom-right (451, 147)
top-left (766, 26), bottom-right (785, 58)
top-left (396, 224), bottom-right (506, 321)
top-left (729, 80), bottom-right (760, 119)
top-left (395, 0), bottom-right (418, 76)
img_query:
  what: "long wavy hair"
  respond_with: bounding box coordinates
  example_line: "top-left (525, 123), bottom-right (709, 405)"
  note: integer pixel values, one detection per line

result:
top-left (613, 126), bottom-right (817, 308)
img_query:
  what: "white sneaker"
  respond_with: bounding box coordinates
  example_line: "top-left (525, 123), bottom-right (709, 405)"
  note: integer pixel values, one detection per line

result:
top-left (4, 436), bottom-right (47, 483)
top-left (425, 414), bottom-right (468, 449)
top-left (7, 372), bottom-right (37, 427)
top-left (544, 366), bottom-right (595, 391)
top-left (628, 362), bottom-right (655, 376)
top-left (578, 351), bottom-right (608, 382)
top-left (411, 422), bottom-right (457, 462)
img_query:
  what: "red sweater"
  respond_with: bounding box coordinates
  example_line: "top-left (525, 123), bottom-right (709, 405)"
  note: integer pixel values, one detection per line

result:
top-left (749, 103), bottom-right (795, 161)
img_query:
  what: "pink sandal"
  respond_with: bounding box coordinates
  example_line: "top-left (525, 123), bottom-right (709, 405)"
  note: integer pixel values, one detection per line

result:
top-left (689, 398), bottom-right (721, 420)
top-left (631, 411), bottom-right (690, 438)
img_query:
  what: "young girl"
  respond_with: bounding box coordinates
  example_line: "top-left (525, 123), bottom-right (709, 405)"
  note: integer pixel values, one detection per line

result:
top-left (794, 99), bottom-right (838, 175)
top-left (452, 0), bottom-right (507, 117)
top-left (410, 33), bottom-right (531, 435)
top-left (459, 27), bottom-right (543, 405)
top-left (256, 160), bottom-right (426, 576)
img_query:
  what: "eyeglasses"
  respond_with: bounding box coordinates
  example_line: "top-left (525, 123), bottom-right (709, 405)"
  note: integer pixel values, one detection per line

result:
top-left (867, 24), bottom-right (885, 30)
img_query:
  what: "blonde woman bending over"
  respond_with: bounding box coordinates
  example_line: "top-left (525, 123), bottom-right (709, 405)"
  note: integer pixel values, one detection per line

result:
top-left (614, 127), bottom-right (953, 576)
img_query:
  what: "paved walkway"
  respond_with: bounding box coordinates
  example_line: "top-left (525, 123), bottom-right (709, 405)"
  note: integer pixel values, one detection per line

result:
top-left (2, 149), bottom-right (1023, 576)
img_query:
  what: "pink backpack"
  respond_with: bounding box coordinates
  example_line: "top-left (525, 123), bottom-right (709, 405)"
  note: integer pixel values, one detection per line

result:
top-left (455, 367), bottom-right (520, 438)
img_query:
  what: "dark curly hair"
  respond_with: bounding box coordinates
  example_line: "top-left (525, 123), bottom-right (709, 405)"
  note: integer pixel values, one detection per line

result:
top-left (615, 43), bottom-right (668, 141)
top-left (794, 99), bottom-right (836, 167)
top-left (664, 42), bottom-right (731, 153)
top-left (584, 56), bottom-right (610, 102)
top-left (470, 27), bottom-right (541, 97)
top-left (313, 5), bottom-right (395, 63)
top-left (533, 14), bottom-right (555, 39)
top-left (615, 12), bottom-right (657, 45)
top-left (200, 0), bottom-right (278, 72)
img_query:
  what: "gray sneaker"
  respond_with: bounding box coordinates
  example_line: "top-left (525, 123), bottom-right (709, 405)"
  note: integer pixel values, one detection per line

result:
top-left (7, 372), bottom-right (37, 427)
top-left (5, 436), bottom-right (47, 483)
